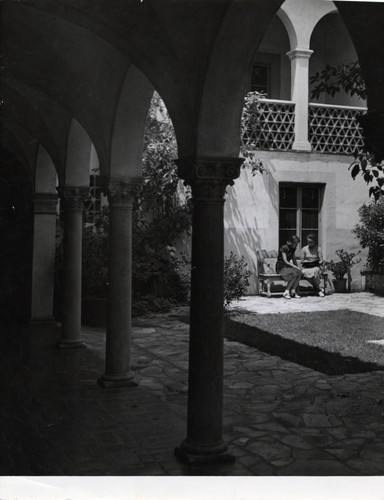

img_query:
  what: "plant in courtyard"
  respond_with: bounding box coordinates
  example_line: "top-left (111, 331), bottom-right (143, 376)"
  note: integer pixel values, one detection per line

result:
top-left (310, 61), bottom-right (366, 101)
top-left (223, 252), bottom-right (252, 307)
top-left (323, 249), bottom-right (361, 291)
top-left (82, 209), bottom-right (109, 298)
top-left (240, 91), bottom-right (268, 176)
top-left (353, 198), bottom-right (384, 273)
top-left (78, 93), bottom-right (192, 314)
top-left (72, 90), bottom-right (264, 315)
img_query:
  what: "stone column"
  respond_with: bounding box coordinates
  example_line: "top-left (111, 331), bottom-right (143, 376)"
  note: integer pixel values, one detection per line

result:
top-left (58, 186), bottom-right (88, 349)
top-left (287, 48), bottom-right (313, 151)
top-left (30, 193), bottom-right (58, 323)
top-left (98, 178), bottom-right (141, 388)
top-left (174, 157), bottom-right (242, 464)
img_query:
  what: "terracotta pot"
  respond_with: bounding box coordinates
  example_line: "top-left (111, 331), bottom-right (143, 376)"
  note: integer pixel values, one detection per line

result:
top-left (332, 278), bottom-right (347, 293)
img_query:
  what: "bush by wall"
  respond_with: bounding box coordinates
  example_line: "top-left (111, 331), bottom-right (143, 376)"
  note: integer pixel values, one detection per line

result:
top-left (353, 198), bottom-right (384, 272)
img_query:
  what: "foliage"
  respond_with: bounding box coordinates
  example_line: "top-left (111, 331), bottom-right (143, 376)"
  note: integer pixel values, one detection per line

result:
top-left (240, 91), bottom-right (268, 176)
top-left (310, 61), bottom-right (366, 101)
top-left (223, 252), bottom-right (252, 307)
top-left (310, 60), bottom-right (384, 199)
top-left (349, 150), bottom-right (384, 201)
top-left (324, 249), bottom-right (361, 289)
top-left (82, 210), bottom-right (109, 298)
top-left (79, 93), bottom-right (191, 313)
top-left (66, 91), bottom-right (266, 314)
top-left (138, 92), bottom-right (186, 215)
top-left (353, 198), bottom-right (384, 272)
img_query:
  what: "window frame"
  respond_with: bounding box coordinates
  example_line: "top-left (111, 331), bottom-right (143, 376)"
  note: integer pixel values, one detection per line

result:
top-left (251, 62), bottom-right (271, 95)
top-left (278, 183), bottom-right (324, 250)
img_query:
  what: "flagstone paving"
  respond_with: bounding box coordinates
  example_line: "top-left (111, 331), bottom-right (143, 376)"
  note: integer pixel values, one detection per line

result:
top-left (1, 292), bottom-right (384, 476)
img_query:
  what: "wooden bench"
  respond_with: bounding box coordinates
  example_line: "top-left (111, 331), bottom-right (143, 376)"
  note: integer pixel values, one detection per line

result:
top-left (257, 249), bottom-right (328, 297)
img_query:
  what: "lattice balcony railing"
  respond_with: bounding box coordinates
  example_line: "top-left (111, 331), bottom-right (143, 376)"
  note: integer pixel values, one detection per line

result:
top-left (309, 103), bottom-right (366, 155)
top-left (242, 98), bottom-right (295, 151)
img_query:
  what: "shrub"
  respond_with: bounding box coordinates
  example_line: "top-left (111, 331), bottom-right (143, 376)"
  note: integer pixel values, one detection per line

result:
top-left (224, 252), bottom-right (252, 307)
top-left (82, 215), bottom-right (109, 298)
top-left (353, 198), bottom-right (384, 272)
top-left (323, 249), bottom-right (361, 292)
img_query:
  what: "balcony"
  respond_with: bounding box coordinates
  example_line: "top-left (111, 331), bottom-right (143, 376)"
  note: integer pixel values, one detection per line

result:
top-left (308, 103), bottom-right (366, 154)
top-left (242, 98), bottom-right (367, 155)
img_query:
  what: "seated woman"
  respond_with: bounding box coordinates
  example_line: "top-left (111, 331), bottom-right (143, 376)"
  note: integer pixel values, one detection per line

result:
top-left (276, 235), bottom-right (302, 299)
top-left (301, 233), bottom-right (325, 297)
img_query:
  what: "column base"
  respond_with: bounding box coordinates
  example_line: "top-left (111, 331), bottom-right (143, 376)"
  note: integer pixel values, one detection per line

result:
top-left (29, 318), bottom-right (60, 334)
top-left (29, 316), bottom-right (57, 325)
top-left (98, 372), bottom-right (138, 388)
top-left (174, 439), bottom-right (235, 465)
top-left (292, 140), bottom-right (312, 151)
top-left (57, 340), bottom-right (87, 349)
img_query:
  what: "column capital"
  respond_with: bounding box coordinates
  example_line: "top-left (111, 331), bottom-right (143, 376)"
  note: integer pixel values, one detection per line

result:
top-left (176, 157), bottom-right (243, 201)
top-left (286, 48), bottom-right (313, 60)
top-left (31, 193), bottom-right (58, 214)
top-left (102, 177), bottom-right (142, 207)
top-left (57, 186), bottom-right (89, 210)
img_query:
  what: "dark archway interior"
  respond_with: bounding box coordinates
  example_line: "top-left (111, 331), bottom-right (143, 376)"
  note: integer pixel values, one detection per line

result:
top-left (0, 147), bottom-right (33, 322)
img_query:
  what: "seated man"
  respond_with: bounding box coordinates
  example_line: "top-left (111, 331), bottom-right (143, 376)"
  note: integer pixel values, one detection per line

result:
top-left (301, 233), bottom-right (325, 297)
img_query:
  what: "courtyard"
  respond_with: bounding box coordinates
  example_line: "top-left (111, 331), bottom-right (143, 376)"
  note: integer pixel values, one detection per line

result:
top-left (1, 292), bottom-right (384, 476)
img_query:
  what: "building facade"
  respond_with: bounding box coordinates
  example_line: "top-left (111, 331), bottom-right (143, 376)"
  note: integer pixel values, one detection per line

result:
top-left (224, 0), bottom-right (370, 293)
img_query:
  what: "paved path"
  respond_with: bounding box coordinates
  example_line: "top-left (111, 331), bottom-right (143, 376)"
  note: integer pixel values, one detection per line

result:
top-left (2, 292), bottom-right (384, 475)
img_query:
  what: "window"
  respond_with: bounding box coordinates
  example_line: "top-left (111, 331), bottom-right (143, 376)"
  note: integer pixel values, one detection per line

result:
top-left (279, 185), bottom-right (322, 248)
top-left (251, 63), bottom-right (270, 95)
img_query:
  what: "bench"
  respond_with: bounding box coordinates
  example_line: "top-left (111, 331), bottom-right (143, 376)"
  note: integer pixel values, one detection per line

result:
top-left (257, 249), bottom-right (328, 297)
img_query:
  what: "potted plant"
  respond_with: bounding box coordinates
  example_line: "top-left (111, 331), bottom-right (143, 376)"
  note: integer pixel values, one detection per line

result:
top-left (353, 198), bottom-right (384, 295)
top-left (323, 249), bottom-right (361, 293)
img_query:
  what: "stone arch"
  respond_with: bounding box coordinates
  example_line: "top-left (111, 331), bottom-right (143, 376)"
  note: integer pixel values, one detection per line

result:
top-left (64, 119), bottom-right (93, 187)
top-left (253, 13), bottom-right (291, 100)
top-left (35, 145), bottom-right (57, 194)
top-left (109, 65), bottom-right (154, 179)
top-left (2, 2), bottom-right (132, 174)
top-left (1, 81), bottom-right (65, 175)
top-left (279, 0), bottom-right (337, 49)
top-left (193, 0), bottom-right (285, 158)
top-left (277, 8), bottom-right (298, 51)
top-left (0, 125), bottom-right (35, 178)
top-left (310, 11), bottom-right (362, 106)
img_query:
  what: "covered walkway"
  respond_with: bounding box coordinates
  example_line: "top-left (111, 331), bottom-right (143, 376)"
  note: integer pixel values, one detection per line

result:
top-left (2, 292), bottom-right (384, 476)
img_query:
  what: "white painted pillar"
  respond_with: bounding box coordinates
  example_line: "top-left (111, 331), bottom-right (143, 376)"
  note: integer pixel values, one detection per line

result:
top-left (287, 48), bottom-right (313, 151)
top-left (30, 193), bottom-right (58, 323)
top-left (98, 178), bottom-right (141, 388)
top-left (58, 186), bottom-right (88, 349)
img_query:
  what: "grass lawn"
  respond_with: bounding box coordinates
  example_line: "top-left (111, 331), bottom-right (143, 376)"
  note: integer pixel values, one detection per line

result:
top-left (225, 309), bottom-right (384, 375)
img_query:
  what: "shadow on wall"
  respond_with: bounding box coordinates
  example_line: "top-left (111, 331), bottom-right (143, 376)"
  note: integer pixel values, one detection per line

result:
top-left (224, 163), bottom-right (279, 294)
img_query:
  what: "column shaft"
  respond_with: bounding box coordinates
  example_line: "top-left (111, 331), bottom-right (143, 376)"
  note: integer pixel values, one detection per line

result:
top-left (30, 193), bottom-right (58, 323)
top-left (59, 187), bottom-right (87, 348)
top-left (98, 179), bottom-right (140, 388)
top-left (175, 157), bottom-right (242, 464)
top-left (287, 48), bottom-right (313, 151)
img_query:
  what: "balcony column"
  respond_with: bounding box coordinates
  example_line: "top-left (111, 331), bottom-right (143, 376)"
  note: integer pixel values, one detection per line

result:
top-left (30, 193), bottom-right (58, 324)
top-left (98, 178), bottom-right (141, 388)
top-left (287, 48), bottom-right (313, 151)
top-left (58, 186), bottom-right (88, 349)
top-left (175, 157), bottom-right (242, 464)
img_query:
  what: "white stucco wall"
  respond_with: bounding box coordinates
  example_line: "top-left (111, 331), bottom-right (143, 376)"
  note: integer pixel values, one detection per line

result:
top-left (224, 150), bottom-right (369, 294)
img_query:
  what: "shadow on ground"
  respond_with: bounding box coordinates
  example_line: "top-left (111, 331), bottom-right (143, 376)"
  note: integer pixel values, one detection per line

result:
top-left (224, 314), bottom-right (384, 376)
